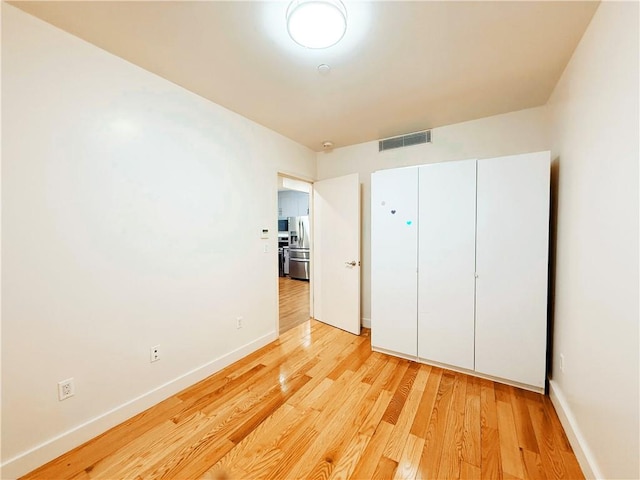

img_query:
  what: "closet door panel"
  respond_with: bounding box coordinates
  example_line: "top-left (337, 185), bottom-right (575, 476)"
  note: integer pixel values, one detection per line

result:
top-left (371, 167), bottom-right (418, 357)
top-left (475, 152), bottom-right (550, 388)
top-left (418, 160), bottom-right (477, 370)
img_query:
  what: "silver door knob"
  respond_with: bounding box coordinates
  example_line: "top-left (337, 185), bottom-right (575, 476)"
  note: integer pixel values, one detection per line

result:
top-left (345, 260), bottom-right (357, 267)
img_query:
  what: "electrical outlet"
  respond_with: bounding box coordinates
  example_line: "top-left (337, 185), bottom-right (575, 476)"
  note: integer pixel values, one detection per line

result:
top-left (150, 345), bottom-right (160, 363)
top-left (58, 378), bottom-right (75, 401)
top-left (559, 353), bottom-right (565, 373)
top-left (236, 316), bottom-right (243, 329)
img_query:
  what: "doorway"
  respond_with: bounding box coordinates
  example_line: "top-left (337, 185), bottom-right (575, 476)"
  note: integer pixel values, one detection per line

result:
top-left (277, 175), bottom-right (312, 334)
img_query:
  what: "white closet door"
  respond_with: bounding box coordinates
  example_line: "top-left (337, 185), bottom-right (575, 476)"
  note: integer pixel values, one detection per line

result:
top-left (418, 159), bottom-right (477, 370)
top-left (371, 167), bottom-right (418, 357)
top-left (475, 152), bottom-right (550, 388)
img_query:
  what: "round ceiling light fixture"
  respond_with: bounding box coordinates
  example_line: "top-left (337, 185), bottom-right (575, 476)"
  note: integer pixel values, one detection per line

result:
top-left (286, 0), bottom-right (347, 49)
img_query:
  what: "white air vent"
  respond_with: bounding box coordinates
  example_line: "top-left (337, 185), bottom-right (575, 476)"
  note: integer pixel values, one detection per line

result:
top-left (379, 130), bottom-right (431, 152)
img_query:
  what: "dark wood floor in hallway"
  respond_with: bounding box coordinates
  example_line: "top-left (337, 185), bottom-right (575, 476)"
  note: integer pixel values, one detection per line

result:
top-left (22, 318), bottom-right (583, 480)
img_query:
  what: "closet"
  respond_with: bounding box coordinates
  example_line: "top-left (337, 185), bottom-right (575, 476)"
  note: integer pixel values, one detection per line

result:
top-left (371, 151), bottom-right (550, 392)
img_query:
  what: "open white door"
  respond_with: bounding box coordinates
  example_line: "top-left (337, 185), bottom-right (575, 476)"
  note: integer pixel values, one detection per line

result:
top-left (313, 174), bottom-right (361, 335)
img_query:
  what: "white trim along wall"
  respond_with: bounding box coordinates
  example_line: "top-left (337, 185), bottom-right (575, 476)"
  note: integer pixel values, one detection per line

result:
top-left (547, 2), bottom-right (639, 479)
top-left (1, 5), bottom-right (315, 478)
top-left (2, 2), bottom-right (639, 479)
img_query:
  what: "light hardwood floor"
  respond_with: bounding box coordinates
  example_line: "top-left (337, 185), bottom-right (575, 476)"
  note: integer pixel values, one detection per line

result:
top-left (22, 322), bottom-right (583, 479)
top-left (279, 276), bottom-right (310, 335)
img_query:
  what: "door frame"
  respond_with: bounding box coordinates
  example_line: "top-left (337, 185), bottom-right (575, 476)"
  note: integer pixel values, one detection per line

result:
top-left (276, 172), bottom-right (314, 336)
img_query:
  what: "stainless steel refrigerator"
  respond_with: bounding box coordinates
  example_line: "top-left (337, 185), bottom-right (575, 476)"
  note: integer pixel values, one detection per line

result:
top-left (288, 216), bottom-right (310, 280)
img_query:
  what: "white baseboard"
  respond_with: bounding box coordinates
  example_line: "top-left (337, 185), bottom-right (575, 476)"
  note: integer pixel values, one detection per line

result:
top-left (0, 331), bottom-right (277, 480)
top-left (548, 379), bottom-right (602, 479)
top-left (361, 317), bottom-right (371, 328)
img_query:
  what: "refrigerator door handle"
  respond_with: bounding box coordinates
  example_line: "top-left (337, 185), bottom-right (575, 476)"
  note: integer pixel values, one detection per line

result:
top-left (299, 217), bottom-right (304, 246)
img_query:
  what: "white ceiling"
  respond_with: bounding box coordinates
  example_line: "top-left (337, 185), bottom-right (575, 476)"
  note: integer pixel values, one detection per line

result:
top-left (12, 1), bottom-right (599, 151)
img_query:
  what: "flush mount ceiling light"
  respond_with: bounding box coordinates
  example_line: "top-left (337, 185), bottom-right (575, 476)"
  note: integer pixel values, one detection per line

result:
top-left (286, 0), bottom-right (347, 49)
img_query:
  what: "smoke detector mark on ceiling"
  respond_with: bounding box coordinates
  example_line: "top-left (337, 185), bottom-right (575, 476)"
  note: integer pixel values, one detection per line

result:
top-left (317, 64), bottom-right (331, 75)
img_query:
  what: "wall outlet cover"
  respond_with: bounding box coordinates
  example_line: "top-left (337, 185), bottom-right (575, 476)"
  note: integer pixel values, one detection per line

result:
top-left (151, 345), bottom-right (161, 363)
top-left (58, 378), bottom-right (75, 401)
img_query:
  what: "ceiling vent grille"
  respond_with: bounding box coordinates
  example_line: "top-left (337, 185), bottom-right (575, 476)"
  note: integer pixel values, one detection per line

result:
top-left (378, 130), bottom-right (431, 152)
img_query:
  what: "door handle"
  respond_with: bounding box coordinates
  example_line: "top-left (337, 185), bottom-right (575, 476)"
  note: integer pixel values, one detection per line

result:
top-left (345, 260), bottom-right (358, 267)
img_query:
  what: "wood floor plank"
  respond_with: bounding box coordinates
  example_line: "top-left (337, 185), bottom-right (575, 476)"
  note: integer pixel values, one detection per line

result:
top-left (382, 361), bottom-right (420, 425)
top-left (257, 409), bottom-right (321, 480)
top-left (382, 359), bottom-right (411, 395)
top-left (460, 460), bottom-right (482, 480)
top-left (204, 402), bottom-right (296, 479)
top-left (522, 449), bottom-right (548, 480)
top-left (364, 357), bottom-right (405, 408)
top-left (288, 376), bottom-right (334, 410)
top-left (308, 378), bottom-right (392, 479)
top-left (283, 361), bottom-right (375, 480)
top-left (510, 386), bottom-right (540, 453)
top-left (372, 456), bottom-right (399, 480)
top-left (140, 411), bottom-right (241, 479)
top-left (170, 363), bottom-right (268, 424)
top-left (350, 421), bottom-right (395, 480)
top-left (481, 427), bottom-right (504, 480)
top-left (85, 420), bottom-right (179, 479)
top-left (393, 433), bottom-right (425, 480)
top-left (240, 405), bottom-right (311, 476)
top-left (481, 380), bottom-right (504, 480)
top-left (436, 372), bottom-right (468, 480)
top-left (480, 378), bottom-right (499, 429)
top-left (229, 370), bottom-right (315, 445)
top-left (541, 396), bottom-right (574, 454)
top-left (384, 385), bottom-right (425, 462)
top-left (561, 451), bottom-right (586, 480)
top-left (326, 335), bottom-right (373, 380)
top-left (22, 285), bottom-right (583, 480)
top-left (145, 429), bottom-right (235, 480)
top-left (310, 370), bottom-right (356, 412)
top-left (528, 400), bottom-right (573, 479)
top-left (306, 332), bottom-right (365, 378)
top-left (360, 389), bottom-right (394, 437)
top-left (227, 371), bottom-right (313, 444)
top-left (495, 382), bottom-right (512, 403)
top-left (412, 364), bottom-right (432, 392)
top-left (279, 276), bottom-right (310, 334)
top-left (416, 371), bottom-right (456, 479)
top-left (20, 395), bottom-right (184, 480)
top-left (329, 433), bottom-right (372, 480)
top-left (497, 399), bottom-right (526, 479)
top-left (284, 381), bottom-right (371, 479)
top-left (362, 353), bottom-right (390, 384)
top-left (462, 375), bottom-right (482, 468)
top-left (410, 366), bottom-right (443, 439)
top-left (137, 414), bottom-right (236, 480)
top-left (327, 384), bottom-right (395, 479)
top-left (167, 366), bottom-right (314, 478)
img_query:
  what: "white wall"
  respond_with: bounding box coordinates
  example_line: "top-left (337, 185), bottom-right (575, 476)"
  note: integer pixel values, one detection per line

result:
top-left (316, 106), bottom-right (550, 324)
top-left (547, 2), bottom-right (639, 478)
top-left (1, 5), bottom-right (315, 478)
